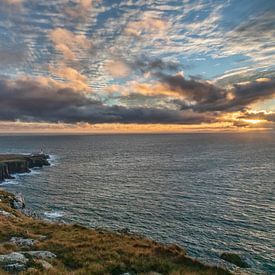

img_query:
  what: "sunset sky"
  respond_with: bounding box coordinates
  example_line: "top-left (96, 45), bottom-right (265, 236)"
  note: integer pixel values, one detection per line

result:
top-left (0, 0), bottom-right (274, 133)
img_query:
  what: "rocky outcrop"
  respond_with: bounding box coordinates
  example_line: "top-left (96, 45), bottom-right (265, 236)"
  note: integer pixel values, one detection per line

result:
top-left (0, 191), bottom-right (26, 210)
top-left (22, 251), bottom-right (56, 260)
top-left (11, 193), bottom-right (26, 209)
top-left (0, 252), bottom-right (28, 272)
top-left (0, 251), bottom-right (56, 272)
top-left (0, 154), bottom-right (50, 182)
top-left (10, 237), bottom-right (36, 247)
top-left (220, 252), bottom-right (250, 268)
top-left (0, 210), bottom-right (15, 218)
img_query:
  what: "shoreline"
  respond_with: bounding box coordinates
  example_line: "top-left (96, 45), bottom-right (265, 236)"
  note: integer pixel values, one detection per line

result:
top-left (0, 189), bottom-right (231, 274)
top-left (0, 154), bottom-right (237, 274)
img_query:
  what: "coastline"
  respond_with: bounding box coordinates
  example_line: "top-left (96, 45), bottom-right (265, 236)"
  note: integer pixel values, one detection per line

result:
top-left (0, 154), bottom-right (231, 274)
top-left (0, 154), bottom-right (50, 182)
top-left (0, 189), bottom-right (231, 274)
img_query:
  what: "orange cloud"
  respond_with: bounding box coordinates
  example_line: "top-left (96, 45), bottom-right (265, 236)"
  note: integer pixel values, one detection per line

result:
top-left (0, 121), bottom-right (265, 134)
top-left (49, 28), bottom-right (91, 60)
top-left (50, 66), bottom-right (90, 92)
top-left (0, 0), bottom-right (22, 5)
top-left (105, 60), bottom-right (131, 78)
top-left (106, 81), bottom-right (184, 98)
top-left (78, 0), bottom-right (92, 9)
top-left (64, 0), bottom-right (100, 19)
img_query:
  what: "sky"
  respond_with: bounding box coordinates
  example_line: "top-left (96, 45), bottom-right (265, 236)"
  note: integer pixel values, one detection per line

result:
top-left (0, 0), bottom-right (274, 133)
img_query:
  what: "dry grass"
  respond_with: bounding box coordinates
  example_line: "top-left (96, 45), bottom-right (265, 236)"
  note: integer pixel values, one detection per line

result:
top-left (0, 190), bottom-right (230, 275)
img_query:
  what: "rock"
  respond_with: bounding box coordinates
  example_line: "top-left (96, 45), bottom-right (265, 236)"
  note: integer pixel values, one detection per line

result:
top-left (27, 154), bottom-right (50, 168)
top-left (4, 263), bottom-right (26, 272)
top-left (37, 259), bottom-right (53, 270)
top-left (22, 251), bottom-right (57, 259)
top-left (11, 193), bottom-right (26, 209)
top-left (0, 154), bottom-right (50, 182)
top-left (0, 252), bottom-right (28, 265)
top-left (0, 209), bottom-right (15, 218)
top-left (38, 235), bottom-right (47, 241)
top-left (10, 237), bottom-right (36, 247)
top-left (220, 252), bottom-right (250, 268)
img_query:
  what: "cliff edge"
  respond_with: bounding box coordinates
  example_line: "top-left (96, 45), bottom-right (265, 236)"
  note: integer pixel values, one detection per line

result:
top-left (0, 154), bottom-right (50, 182)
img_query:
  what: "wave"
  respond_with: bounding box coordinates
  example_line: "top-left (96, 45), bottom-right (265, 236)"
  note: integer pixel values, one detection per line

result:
top-left (1, 169), bottom-right (43, 185)
top-left (0, 177), bottom-right (20, 186)
top-left (48, 154), bottom-right (59, 166)
top-left (44, 211), bottom-right (65, 219)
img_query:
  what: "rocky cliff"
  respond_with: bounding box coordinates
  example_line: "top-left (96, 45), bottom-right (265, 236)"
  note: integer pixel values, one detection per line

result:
top-left (0, 154), bottom-right (50, 182)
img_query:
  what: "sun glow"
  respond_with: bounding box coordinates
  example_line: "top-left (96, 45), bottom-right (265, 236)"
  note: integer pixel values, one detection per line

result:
top-left (242, 119), bottom-right (265, 124)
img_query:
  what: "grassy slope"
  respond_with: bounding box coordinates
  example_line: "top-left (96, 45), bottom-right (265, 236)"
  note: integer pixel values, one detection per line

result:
top-left (0, 190), bottom-right (230, 275)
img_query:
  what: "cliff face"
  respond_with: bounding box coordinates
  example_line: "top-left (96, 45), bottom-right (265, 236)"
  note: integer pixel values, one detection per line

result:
top-left (0, 154), bottom-right (50, 182)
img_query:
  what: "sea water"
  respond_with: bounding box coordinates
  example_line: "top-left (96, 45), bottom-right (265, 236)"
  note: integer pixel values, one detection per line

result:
top-left (0, 133), bottom-right (274, 273)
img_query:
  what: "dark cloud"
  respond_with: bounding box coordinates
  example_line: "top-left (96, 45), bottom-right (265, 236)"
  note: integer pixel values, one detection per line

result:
top-left (159, 73), bottom-right (227, 104)
top-left (158, 73), bottom-right (275, 112)
top-left (238, 111), bottom-right (275, 122)
top-left (0, 70), bottom-right (274, 126)
top-left (130, 56), bottom-right (182, 75)
top-left (0, 77), bottom-right (216, 125)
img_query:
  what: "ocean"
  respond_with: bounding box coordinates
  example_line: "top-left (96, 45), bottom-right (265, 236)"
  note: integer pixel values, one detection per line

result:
top-left (0, 133), bottom-right (274, 273)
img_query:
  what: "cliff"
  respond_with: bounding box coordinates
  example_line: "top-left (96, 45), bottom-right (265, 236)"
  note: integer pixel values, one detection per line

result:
top-left (0, 190), bottom-right (231, 275)
top-left (0, 154), bottom-right (50, 182)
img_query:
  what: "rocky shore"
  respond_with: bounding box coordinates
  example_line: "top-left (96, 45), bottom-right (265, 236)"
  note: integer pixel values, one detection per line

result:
top-left (0, 154), bottom-right (233, 274)
top-left (0, 154), bottom-right (50, 182)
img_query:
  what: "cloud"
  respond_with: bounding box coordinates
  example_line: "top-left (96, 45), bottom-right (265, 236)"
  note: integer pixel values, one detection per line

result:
top-left (0, 0), bottom-right (24, 13)
top-left (0, 46), bottom-right (26, 67)
top-left (49, 28), bottom-right (92, 60)
top-left (223, 11), bottom-right (275, 65)
top-left (0, 76), bottom-right (217, 125)
top-left (0, 0), bottom-right (22, 5)
top-left (131, 57), bottom-right (181, 75)
top-left (156, 73), bottom-right (275, 112)
top-left (50, 65), bottom-right (90, 92)
top-left (124, 12), bottom-right (169, 39)
top-left (64, 0), bottom-right (97, 20)
top-left (104, 60), bottom-right (131, 78)
top-left (0, 73), bottom-right (274, 130)
top-left (238, 111), bottom-right (275, 122)
top-left (0, 0), bottom-right (274, 132)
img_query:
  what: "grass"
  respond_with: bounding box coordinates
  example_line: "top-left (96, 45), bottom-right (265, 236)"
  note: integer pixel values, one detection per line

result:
top-left (0, 155), bottom-right (28, 162)
top-left (0, 190), bottom-right (231, 275)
